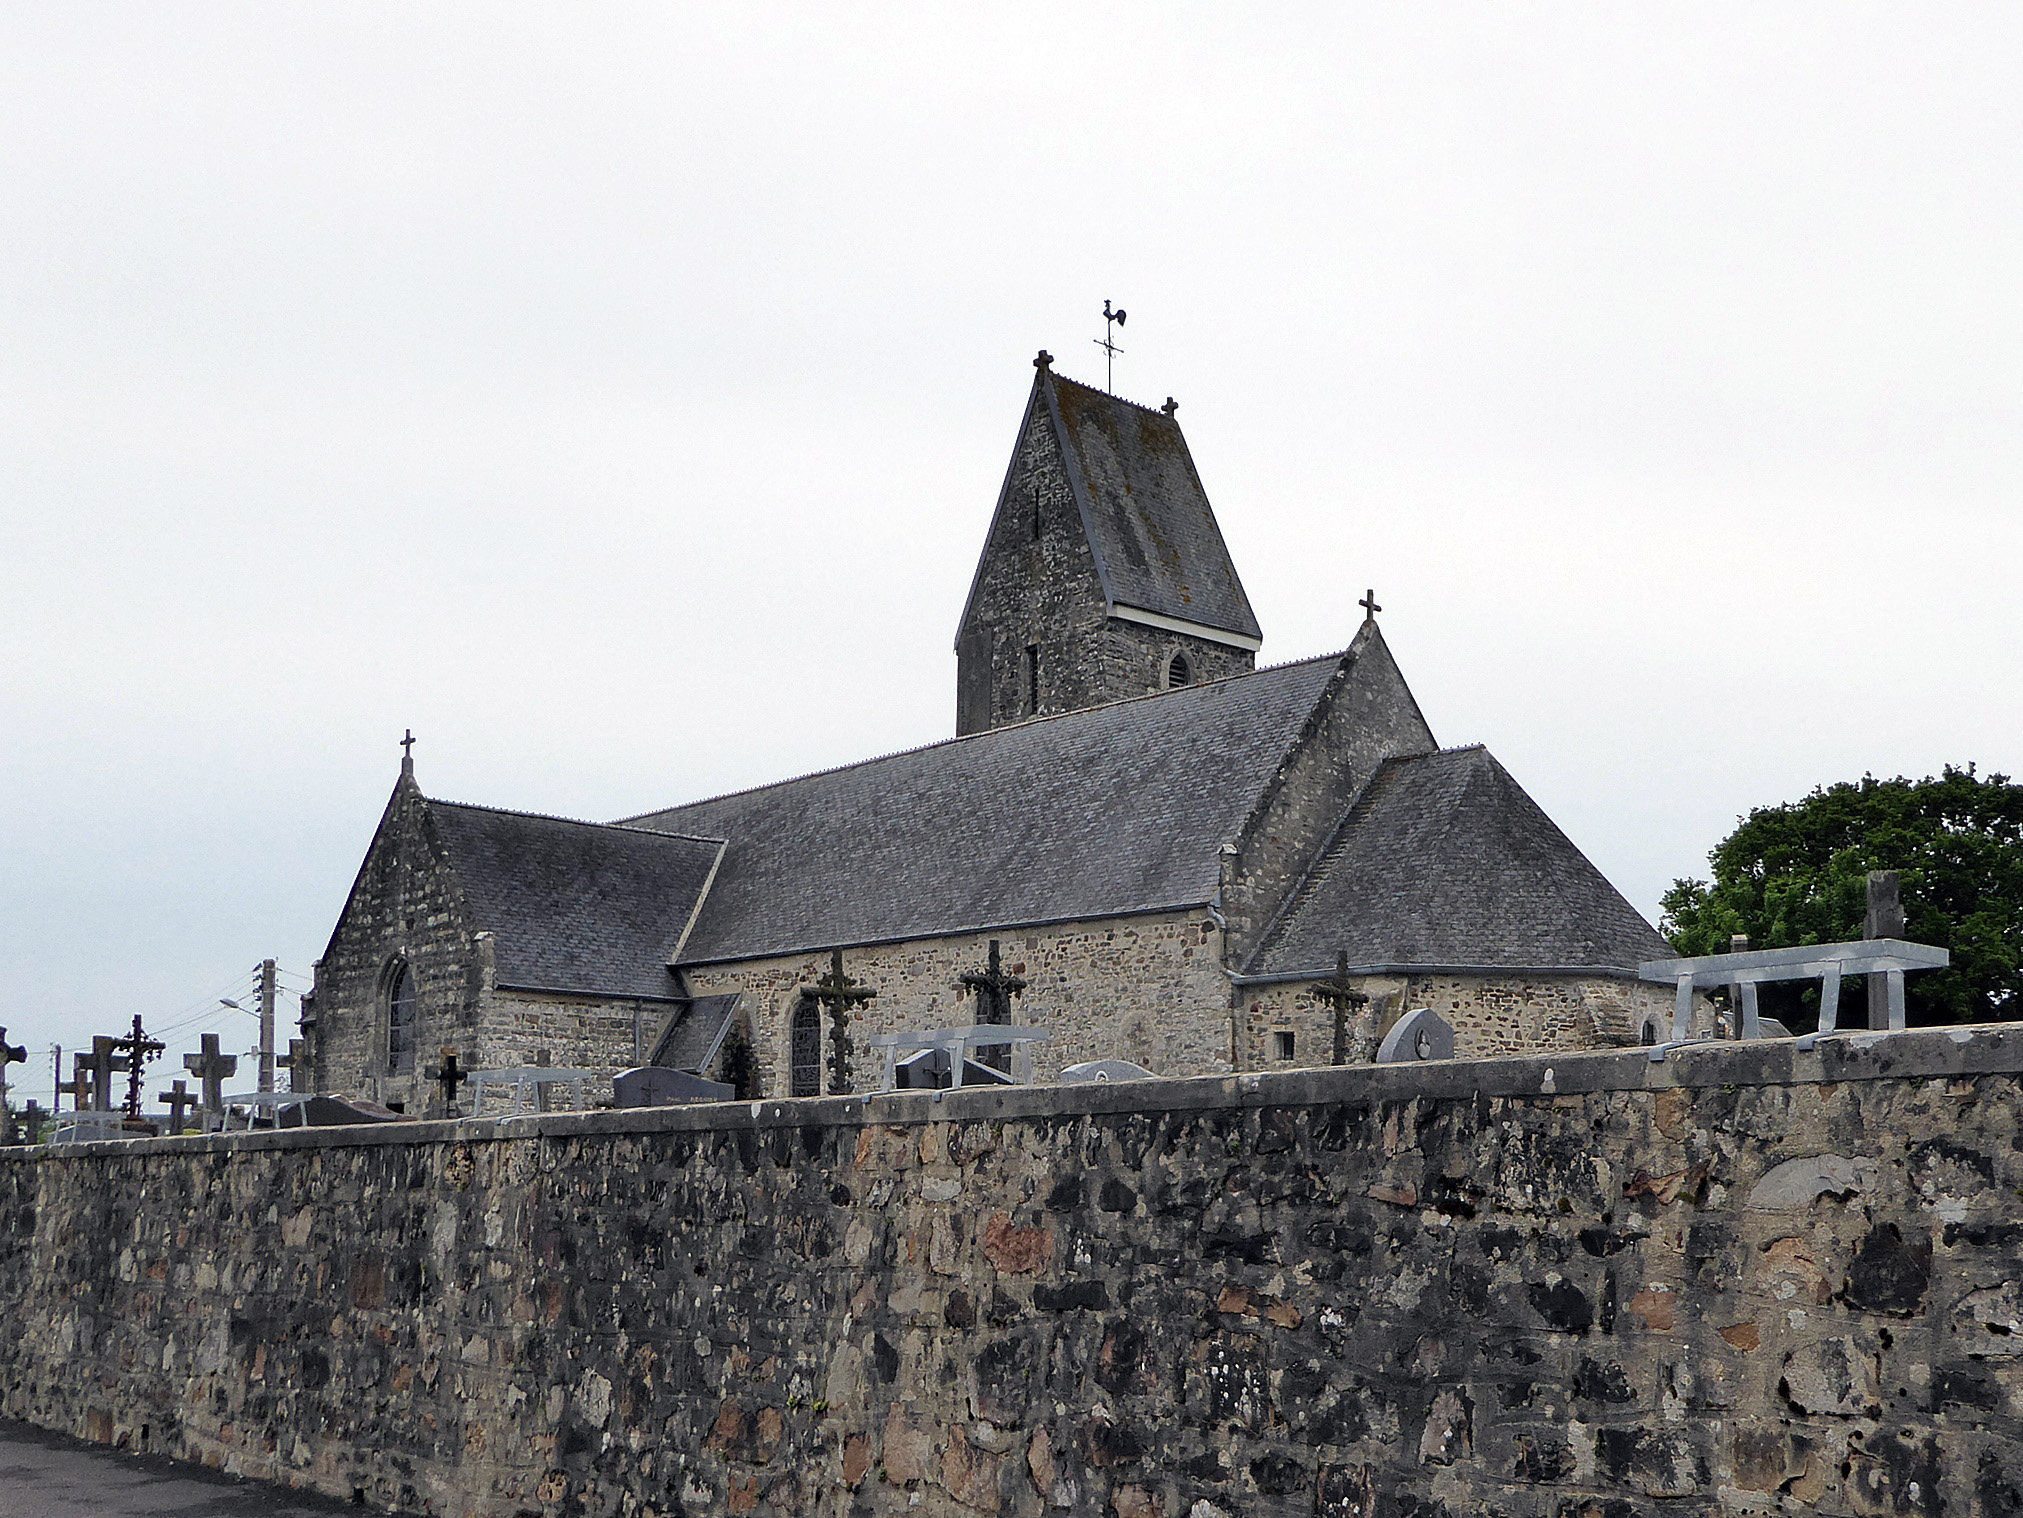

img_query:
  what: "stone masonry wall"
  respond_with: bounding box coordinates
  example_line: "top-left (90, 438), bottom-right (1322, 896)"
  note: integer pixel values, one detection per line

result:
top-left (682, 910), bottom-right (1235, 1095)
top-left (1240, 974), bottom-right (1687, 1068)
top-left (313, 773), bottom-right (491, 1111)
top-left (5, 1027), bottom-right (2023, 1517)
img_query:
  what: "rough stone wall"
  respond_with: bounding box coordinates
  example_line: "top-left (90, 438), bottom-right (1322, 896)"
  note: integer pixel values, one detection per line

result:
top-left (682, 910), bottom-right (1235, 1095)
top-left (4, 1028), bottom-right (2023, 1517)
top-left (1240, 974), bottom-right (1687, 1067)
top-left (312, 773), bottom-right (493, 1111)
top-left (484, 990), bottom-right (675, 1081)
top-left (954, 396), bottom-right (1252, 736)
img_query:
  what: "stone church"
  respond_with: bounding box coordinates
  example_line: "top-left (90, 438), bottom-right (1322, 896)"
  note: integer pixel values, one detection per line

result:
top-left (304, 352), bottom-right (1675, 1110)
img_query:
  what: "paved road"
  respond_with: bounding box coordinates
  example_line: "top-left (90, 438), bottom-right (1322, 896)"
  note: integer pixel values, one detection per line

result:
top-left (0, 1419), bottom-right (365, 1517)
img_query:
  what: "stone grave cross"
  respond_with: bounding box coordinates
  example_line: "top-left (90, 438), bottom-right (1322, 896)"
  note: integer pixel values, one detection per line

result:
top-left (430, 1048), bottom-right (469, 1116)
top-left (0, 1027), bottom-right (25, 1142)
top-left (82, 1036), bottom-right (130, 1114)
top-left (183, 1033), bottom-right (239, 1117)
top-left (112, 1015), bottom-right (166, 1119)
top-left (276, 1038), bottom-right (309, 1094)
top-left (156, 1079), bottom-right (199, 1136)
top-left (1311, 950), bottom-right (1370, 1066)
top-left (805, 950), bottom-right (876, 1095)
top-left (1864, 870), bottom-right (1906, 1030)
top-left (59, 1055), bottom-right (92, 1112)
top-left (959, 940), bottom-right (1026, 1071)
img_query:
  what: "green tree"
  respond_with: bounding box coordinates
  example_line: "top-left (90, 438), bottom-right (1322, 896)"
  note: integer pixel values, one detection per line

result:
top-left (1661, 766), bottom-right (2023, 1029)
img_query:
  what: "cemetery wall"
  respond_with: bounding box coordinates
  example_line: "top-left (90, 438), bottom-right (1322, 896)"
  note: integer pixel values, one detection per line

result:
top-left (3, 1027), bottom-right (2023, 1517)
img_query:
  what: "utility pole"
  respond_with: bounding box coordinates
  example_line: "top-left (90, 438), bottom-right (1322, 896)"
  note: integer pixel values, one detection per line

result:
top-left (258, 958), bottom-right (277, 1093)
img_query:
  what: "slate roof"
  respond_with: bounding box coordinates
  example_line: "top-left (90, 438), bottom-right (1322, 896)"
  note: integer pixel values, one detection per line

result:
top-left (624, 653), bottom-right (1344, 964)
top-left (1047, 371), bottom-right (1262, 642)
top-left (428, 801), bottom-right (724, 1000)
top-left (650, 993), bottom-right (741, 1072)
top-left (1244, 746), bottom-right (1674, 979)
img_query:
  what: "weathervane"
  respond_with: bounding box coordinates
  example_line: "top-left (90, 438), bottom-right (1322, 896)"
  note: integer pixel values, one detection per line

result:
top-left (1095, 299), bottom-right (1126, 392)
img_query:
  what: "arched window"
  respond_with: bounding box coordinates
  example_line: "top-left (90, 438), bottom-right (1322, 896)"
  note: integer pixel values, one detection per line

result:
top-left (1167, 652), bottom-right (1191, 689)
top-left (386, 962), bottom-right (417, 1075)
top-left (790, 998), bottom-right (823, 1097)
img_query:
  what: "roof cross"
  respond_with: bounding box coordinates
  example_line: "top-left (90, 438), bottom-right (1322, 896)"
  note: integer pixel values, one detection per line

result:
top-left (1359, 589), bottom-right (1381, 622)
top-left (401, 729), bottom-right (416, 759)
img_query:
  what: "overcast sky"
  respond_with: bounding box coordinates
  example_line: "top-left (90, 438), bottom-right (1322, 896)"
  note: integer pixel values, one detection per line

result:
top-left (3, 5), bottom-right (2019, 1103)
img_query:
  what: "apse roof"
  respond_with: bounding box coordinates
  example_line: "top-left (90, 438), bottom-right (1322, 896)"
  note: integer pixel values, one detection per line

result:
top-left (1244, 746), bottom-right (1674, 979)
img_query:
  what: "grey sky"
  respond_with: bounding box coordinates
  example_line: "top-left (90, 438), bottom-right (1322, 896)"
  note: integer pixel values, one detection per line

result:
top-left (3, 5), bottom-right (2019, 1099)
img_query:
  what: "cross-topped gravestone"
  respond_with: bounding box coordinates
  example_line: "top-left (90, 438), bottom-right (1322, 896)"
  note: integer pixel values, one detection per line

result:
top-left (804, 950), bottom-right (876, 1095)
top-left (112, 1015), bottom-right (166, 1119)
top-left (157, 1079), bottom-right (199, 1136)
top-left (59, 1055), bottom-right (92, 1112)
top-left (277, 1038), bottom-right (309, 1094)
top-left (0, 1028), bottom-right (25, 1142)
top-left (184, 1033), bottom-right (239, 1116)
top-left (1865, 870), bottom-right (1906, 1030)
top-left (430, 1048), bottom-right (468, 1116)
top-left (82, 1037), bottom-right (130, 1113)
top-left (959, 940), bottom-right (1026, 1071)
top-left (1311, 950), bottom-right (1371, 1066)
top-left (18, 1101), bottom-right (49, 1145)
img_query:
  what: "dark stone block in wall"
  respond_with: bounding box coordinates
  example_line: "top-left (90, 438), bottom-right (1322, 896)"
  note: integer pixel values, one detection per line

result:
top-left (1844, 1222), bottom-right (1933, 1315)
top-left (1033, 1280), bottom-right (1109, 1311)
top-left (1526, 1278), bottom-right (1593, 1333)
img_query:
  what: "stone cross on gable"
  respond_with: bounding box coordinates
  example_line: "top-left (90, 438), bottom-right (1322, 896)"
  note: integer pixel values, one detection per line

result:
top-left (430, 1047), bottom-right (469, 1116)
top-left (805, 950), bottom-right (876, 1096)
top-left (184, 1033), bottom-right (239, 1115)
top-left (1310, 950), bottom-right (1371, 1066)
top-left (1358, 589), bottom-right (1381, 622)
top-left (112, 1015), bottom-right (166, 1120)
top-left (157, 1079), bottom-right (199, 1136)
top-left (277, 1039), bottom-right (309, 1094)
top-left (959, 940), bottom-right (1027, 1072)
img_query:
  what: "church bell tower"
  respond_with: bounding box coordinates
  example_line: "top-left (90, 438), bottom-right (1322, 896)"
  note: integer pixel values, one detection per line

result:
top-left (953, 352), bottom-right (1262, 735)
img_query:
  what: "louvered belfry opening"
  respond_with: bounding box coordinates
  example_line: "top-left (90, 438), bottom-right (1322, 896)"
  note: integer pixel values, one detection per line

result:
top-left (1168, 652), bottom-right (1190, 689)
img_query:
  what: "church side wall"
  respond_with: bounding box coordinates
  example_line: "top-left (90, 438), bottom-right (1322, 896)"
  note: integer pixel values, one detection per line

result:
top-left (310, 782), bottom-right (492, 1113)
top-left (1238, 972), bottom-right (1690, 1069)
top-left (680, 909), bottom-right (1236, 1096)
top-left (3, 1030), bottom-right (2020, 1518)
top-left (482, 989), bottom-right (675, 1083)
